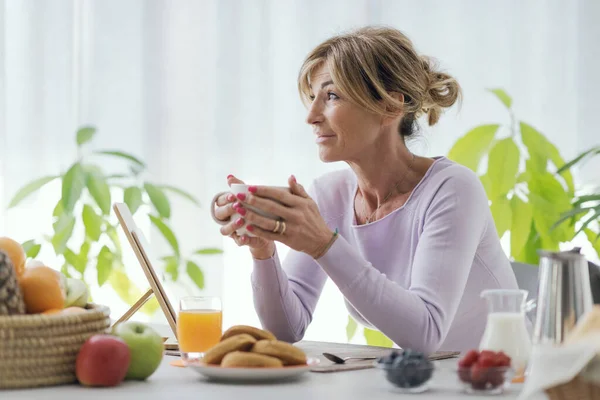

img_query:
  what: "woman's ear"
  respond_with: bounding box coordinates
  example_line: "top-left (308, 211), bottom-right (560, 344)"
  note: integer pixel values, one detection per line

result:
top-left (381, 92), bottom-right (405, 126)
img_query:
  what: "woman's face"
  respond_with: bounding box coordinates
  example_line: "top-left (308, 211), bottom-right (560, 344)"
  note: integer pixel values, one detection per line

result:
top-left (306, 64), bottom-right (385, 163)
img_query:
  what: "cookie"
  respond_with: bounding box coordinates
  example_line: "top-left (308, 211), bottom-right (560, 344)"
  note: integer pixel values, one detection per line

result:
top-left (251, 340), bottom-right (307, 366)
top-left (221, 351), bottom-right (283, 368)
top-left (201, 333), bottom-right (257, 365)
top-left (220, 325), bottom-right (276, 342)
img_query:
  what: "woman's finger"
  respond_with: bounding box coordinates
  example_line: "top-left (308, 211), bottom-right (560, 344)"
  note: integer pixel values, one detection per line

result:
top-left (235, 204), bottom-right (280, 233)
top-left (214, 201), bottom-right (237, 222)
top-left (227, 174), bottom-right (245, 186)
top-left (215, 192), bottom-right (236, 207)
top-left (219, 216), bottom-right (245, 236)
top-left (288, 175), bottom-right (309, 198)
top-left (247, 185), bottom-right (300, 207)
top-left (245, 223), bottom-right (285, 243)
top-left (241, 194), bottom-right (293, 220)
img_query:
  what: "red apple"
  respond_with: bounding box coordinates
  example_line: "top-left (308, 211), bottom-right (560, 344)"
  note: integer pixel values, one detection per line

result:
top-left (76, 334), bottom-right (131, 387)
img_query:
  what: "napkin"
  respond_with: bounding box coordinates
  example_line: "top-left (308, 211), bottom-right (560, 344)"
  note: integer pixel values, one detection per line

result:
top-left (518, 339), bottom-right (600, 400)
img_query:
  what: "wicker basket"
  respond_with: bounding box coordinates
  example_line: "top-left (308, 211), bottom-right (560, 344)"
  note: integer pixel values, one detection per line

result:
top-left (545, 376), bottom-right (600, 400)
top-left (0, 304), bottom-right (110, 389)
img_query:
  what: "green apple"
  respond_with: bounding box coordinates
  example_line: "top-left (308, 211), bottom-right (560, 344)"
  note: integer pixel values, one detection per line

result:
top-left (112, 321), bottom-right (164, 380)
top-left (65, 278), bottom-right (89, 308)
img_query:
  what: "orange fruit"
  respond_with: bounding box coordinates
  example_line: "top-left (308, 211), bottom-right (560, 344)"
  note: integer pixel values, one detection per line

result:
top-left (19, 266), bottom-right (66, 313)
top-left (0, 237), bottom-right (26, 278)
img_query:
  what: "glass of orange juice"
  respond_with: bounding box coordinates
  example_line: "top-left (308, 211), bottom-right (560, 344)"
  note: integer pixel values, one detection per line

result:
top-left (177, 296), bottom-right (222, 364)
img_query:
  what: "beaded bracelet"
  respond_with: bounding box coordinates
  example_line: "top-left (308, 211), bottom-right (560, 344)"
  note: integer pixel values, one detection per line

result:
top-left (313, 228), bottom-right (339, 260)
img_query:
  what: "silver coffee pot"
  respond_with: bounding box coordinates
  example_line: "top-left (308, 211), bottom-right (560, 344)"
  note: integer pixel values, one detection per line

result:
top-left (531, 250), bottom-right (594, 345)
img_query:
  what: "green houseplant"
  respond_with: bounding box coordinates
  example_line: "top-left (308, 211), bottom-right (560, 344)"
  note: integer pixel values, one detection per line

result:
top-left (554, 146), bottom-right (600, 257)
top-left (346, 88), bottom-right (580, 346)
top-left (7, 126), bottom-right (222, 315)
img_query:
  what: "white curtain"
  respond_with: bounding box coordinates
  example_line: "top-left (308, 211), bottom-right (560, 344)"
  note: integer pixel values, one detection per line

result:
top-left (1, 0), bottom-right (599, 344)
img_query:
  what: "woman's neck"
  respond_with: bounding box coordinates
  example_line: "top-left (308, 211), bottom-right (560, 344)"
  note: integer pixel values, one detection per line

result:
top-left (347, 135), bottom-right (428, 210)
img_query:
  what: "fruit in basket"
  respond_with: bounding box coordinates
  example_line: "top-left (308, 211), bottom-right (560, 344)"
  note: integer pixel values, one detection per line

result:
top-left (65, 278), bottom-right (89, 308)
top-left (112, 321), bottom-right (164, 380)
top-left (19, 265), bottom-right (66, 313)
top-left (0, 250), bottom-right (26, 315)
top-left (0, 237), bottom-right (26, 278)
top-left (76, 334), bottom-right (131, 387)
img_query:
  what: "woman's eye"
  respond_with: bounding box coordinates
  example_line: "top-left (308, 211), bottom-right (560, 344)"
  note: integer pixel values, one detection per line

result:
top-left (327, 92), bottom-right (339, 100)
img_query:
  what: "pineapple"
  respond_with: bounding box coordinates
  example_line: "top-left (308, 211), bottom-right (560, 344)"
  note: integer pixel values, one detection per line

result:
top-left (0, 250), bottom-right (26, 315)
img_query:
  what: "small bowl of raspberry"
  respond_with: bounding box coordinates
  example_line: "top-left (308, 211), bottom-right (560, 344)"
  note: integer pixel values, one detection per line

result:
top-left (456, 349), bottom-right (515, 395)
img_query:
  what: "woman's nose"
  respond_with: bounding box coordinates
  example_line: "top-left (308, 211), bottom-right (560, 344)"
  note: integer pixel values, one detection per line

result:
top-left (305, 100), bottom-right (324, 125)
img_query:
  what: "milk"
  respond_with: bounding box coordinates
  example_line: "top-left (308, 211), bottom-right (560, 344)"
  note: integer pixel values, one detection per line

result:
top-left (479, 312), bottom-right (532, 372)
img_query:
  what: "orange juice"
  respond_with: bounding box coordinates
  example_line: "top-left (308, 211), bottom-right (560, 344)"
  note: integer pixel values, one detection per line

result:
top-left (177, 309), bottom-right (223, 352)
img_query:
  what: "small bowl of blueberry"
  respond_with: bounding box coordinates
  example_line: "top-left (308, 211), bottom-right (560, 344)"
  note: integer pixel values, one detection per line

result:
top-left (375, 349), bottom-right (435, 393)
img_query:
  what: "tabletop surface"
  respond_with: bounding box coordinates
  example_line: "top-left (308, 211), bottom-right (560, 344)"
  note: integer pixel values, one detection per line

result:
top-left (6, 349), bottom-right (526, 400)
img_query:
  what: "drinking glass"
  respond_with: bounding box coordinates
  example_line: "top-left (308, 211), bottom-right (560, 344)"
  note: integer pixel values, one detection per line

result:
top-left (177, 296), bottom-right (222, 364)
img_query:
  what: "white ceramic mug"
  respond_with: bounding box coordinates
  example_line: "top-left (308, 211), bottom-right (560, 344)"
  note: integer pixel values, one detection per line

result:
top-left (210, 183), bottom-right (289, 237)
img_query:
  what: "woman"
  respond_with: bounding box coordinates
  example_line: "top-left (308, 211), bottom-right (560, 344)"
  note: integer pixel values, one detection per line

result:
top-left (212, 26), bottom-right (519, 353)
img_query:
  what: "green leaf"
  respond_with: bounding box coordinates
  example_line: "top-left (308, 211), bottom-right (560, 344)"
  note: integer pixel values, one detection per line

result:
top-left (64, 247), bottom-right (86, 274)
top-left (574, 208), bottom-right (600, 238)
top-left (574, 194), bottom-right (600, 207)
top-left (363, 328), bottom-right (393, 348)
top-left (186, 261), bottom-right (204, 290)
top-left (491, 199), bottom-right (512, 238)
top-left (80, 241), bottom-right (91, 263)
top-left (110, 266), bottom-right (160, 314)
top-left (163, 256), bottom-right (179, 281)
top-left (521, 122), bottom-right (574, 193)
top-left (447, 124), bottom-right (499, 172)
top-left (510, 197), bottom-right (533, 258)
top-left (76, 126), bottom-right (96, 146)
top-left (124, 186), bottom-right (143, 215)
top-left (149, 215), bottom-right (180, 256)
top-left (84, 166), bottom-right (112, 215)
top-left (53, 198), bottom-right (63, 218)
top-left (82, 204), bottom-right (103, 241)
top-left (552, 207), bottom-right (591, 231)
top-left (585, 229), bottom-right (600, 259)
top-left (61, 262), bottom-right (71, 278)
top-left (487, 88), bottom-right (512, 109)
top-left (144, 183), bottom-right (171, 218)
top-left (51, 214), bottom-right (76, 254)
top-left (159, 185), bottom-right (201, 207)
top-left (515, 222), bottom-right (541, 265)
top-left (97, 245), bottom-right (114, 286)
top-left (8, 176), bottom-right (59, 208)
top-left (488, 138), bottom-right (520, 199)
top-left (557, 146), bottom-right (600, 174)
top-left (194, 248), bottom-right (224, 255)
top-left (21, 240), bottom-right (41, 259)
top-left (346, 316), bottom-right (358, 342)
top-left (62, 163), bottom-right (87, 213)
top-left (529, 173), bottom-right (574, 243)
top-left (94, 150), bottom-right (146, 169)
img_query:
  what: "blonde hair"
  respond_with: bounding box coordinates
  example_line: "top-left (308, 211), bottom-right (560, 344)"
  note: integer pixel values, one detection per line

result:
top-left (298, 26), bottom-right (461, 136)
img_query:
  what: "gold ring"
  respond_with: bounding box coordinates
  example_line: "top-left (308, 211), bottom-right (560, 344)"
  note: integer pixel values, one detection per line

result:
top-left (279, 221), bottom-right (286, 235)
top-left (272, 220), bottom-right (281, 233)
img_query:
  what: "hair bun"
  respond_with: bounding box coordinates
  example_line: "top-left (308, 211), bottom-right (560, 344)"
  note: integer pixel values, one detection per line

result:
top-left (420, 56), bottom-right (461, 126)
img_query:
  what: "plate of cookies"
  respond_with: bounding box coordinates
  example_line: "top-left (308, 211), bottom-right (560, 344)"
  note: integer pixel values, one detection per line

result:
top-left (188, 325), bottom-right (319, 382)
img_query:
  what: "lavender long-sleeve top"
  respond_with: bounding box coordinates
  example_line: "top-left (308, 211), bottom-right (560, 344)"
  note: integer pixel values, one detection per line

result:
top-left (251, 157), bottom-right (519, 353)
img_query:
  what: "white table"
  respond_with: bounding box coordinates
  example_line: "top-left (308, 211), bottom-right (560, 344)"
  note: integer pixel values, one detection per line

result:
top-left (7, 356), bottom-right (523, 400)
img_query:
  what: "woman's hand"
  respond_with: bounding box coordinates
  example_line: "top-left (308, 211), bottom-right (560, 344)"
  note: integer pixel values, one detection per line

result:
top-left (235, 175), bottom-right (334, 259)
top-left (214, 175), bottom-right (275, 259)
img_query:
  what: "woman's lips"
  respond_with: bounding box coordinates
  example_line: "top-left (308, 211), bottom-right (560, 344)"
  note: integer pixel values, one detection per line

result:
top-left (316, 135), bottom-right (336, 144)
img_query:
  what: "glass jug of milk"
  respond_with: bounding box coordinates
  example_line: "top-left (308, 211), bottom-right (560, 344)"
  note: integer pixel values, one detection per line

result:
top-left (479, 289), bottom-right (532, 379)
